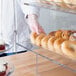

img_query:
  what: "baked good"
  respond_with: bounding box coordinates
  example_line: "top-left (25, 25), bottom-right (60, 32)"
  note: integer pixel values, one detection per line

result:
top-left (0, 40), bottom-right (5, 52)
top-left (61, 40), bottom-right (76, 59)
top-left (62, 30), bottom-right (72, 40)
top-left (55, 30), bottom-right (63, 38)
top-left (40, 0), bottom-right (53, 5)
top-left (54, 0), bottom-right (67, 8)
top-left (48, 36), bottom-right (57, 51)
top-left (40, 31), bottom-right (56, 49)
top-left (63, 0), bottom-right (76, 9)
top-left (41, 35), bottom-right (51, 49)
top-left (30, 32), bottom-right (38, 44)
top-left (35, 33), bottom-right (46, 46)
top-left (63, 0), bottom-right (75, 4)
top-left (48, 31), bottom-right (56, 36)
top-left (54, 38), bottom-right (65, 54)
top-left (0, 63), bottom-right (7, 76)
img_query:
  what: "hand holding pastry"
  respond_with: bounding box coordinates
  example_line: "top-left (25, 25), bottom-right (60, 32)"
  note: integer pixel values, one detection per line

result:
top-left (27, 14), bottom-right (45, 34)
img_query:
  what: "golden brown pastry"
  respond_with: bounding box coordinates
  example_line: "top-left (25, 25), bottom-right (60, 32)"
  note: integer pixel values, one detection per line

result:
top-left (35, 33), bottom-right (46, 46)
top-left (54, 0), bottom-right (67, 8)
top-left (30, 32), bottom-right (38, 44)
top-left (54, 38), bottom-right (65, 54)
top-left (63, 0), bottom-right (76, 9)
top-left (41, 35), bottom-right (52, 49)
top-left (48, 31), bottom-right (56, 36)
top-left (48, 36), bottom-right (57, 51)
top-left (62, 30), bottom-right (72, 40)
top-left (55, 30), bottom-right (63, 38)
top-left (40, 0), bottom-right (52, 5)
top-left (61, 40), bottom-right (76, 59)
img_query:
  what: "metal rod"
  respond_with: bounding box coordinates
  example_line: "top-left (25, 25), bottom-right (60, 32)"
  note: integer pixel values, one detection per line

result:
top-left (36, 54), bottom-right (39, 76)
top-left (13, 0), bottom-right (17, 53)
top-left (0, 0), bottom-right (3, 39)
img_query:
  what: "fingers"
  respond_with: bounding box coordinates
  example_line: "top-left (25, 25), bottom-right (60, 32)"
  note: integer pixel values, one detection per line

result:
top-left (29, 25), bottom-right (39, 34)
top-left (35, 24), bottom-right (40, 34)
top-left (38, 25), bottom-right (45, 34)
top-left (27, 18), bottom-right (45, 34)
top-left (29, 23), bottom-right (45, 34)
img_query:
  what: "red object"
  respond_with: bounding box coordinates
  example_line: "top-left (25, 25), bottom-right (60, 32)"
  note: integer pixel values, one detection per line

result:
top-left (0, 64), bottom-right (7, 76)
top-left (0, 45), bottom-right (5, 51)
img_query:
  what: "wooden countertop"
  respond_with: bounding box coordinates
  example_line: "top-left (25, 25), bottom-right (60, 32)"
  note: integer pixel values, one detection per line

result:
top-left (0, 49), bottom-right (76, 76)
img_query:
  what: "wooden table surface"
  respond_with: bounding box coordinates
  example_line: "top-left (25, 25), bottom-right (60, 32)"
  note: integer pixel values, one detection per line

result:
top-left (0, 49), bottom-right (76, 76)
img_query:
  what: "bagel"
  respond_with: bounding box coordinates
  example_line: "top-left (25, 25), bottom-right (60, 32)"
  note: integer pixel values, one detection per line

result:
top-left (62, 30), bottom-right (72, 40)
top-left (35, 33), bottom-right (46, 46)
top-left (54, 38), bottom-right (65, 54)
top-left (49, 31), bottom-right (56, 36)
top-left (55, 30), bottom-right (63, 38)
top-left (30, 32), bottom-right (38, 44)
top-left (41, 35), bottom-right (52, 49)
top-left (48, 36), bottom-right (57, 51)
top-left (61, 40), bottom-right (76, 59)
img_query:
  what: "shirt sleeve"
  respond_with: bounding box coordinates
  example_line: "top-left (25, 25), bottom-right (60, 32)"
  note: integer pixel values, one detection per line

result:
top-left (20, 0), bottom-right (40, 18)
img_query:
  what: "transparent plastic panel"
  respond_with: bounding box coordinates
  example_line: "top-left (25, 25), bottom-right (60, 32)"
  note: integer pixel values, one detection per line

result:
top-left (18, 1), bottom-right (76, 73)
top-left (38, 7), bottom-right (76, 34)
top-left (33, 48), bottom-right (76, 73)
top-left (36, 55), bottom-right (76, 76)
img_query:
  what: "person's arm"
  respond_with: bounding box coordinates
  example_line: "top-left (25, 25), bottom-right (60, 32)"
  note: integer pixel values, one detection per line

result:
top-left (20, 0), bottom-right (45, 34)
top-left (27, 14), bottom-right (45, 34)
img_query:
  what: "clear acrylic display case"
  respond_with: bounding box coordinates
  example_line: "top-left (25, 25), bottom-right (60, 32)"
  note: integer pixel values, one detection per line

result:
top-left (22, 1), bottom-right (76, 75)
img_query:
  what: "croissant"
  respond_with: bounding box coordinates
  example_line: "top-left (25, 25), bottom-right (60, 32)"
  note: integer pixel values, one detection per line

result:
top-left (30, 32), bottom-right (38, 44)
top-left (54, 38), bottom-right (65, 54)
top-left (61, 40), bottom-right (76, 59)
top-left (35, 33), bottom-right (46, 46)
top-left (41, 35), bottom-right (52, 49)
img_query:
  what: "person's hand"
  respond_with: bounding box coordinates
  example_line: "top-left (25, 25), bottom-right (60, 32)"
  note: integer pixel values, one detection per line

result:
top-left (27, 14), bottom-right (45, 34)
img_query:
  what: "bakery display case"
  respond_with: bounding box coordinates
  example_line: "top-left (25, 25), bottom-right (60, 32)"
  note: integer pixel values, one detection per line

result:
top-left (0, 0), bottom-right (76, 76)
top-left (21, 1), bottom-right (76, 75)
